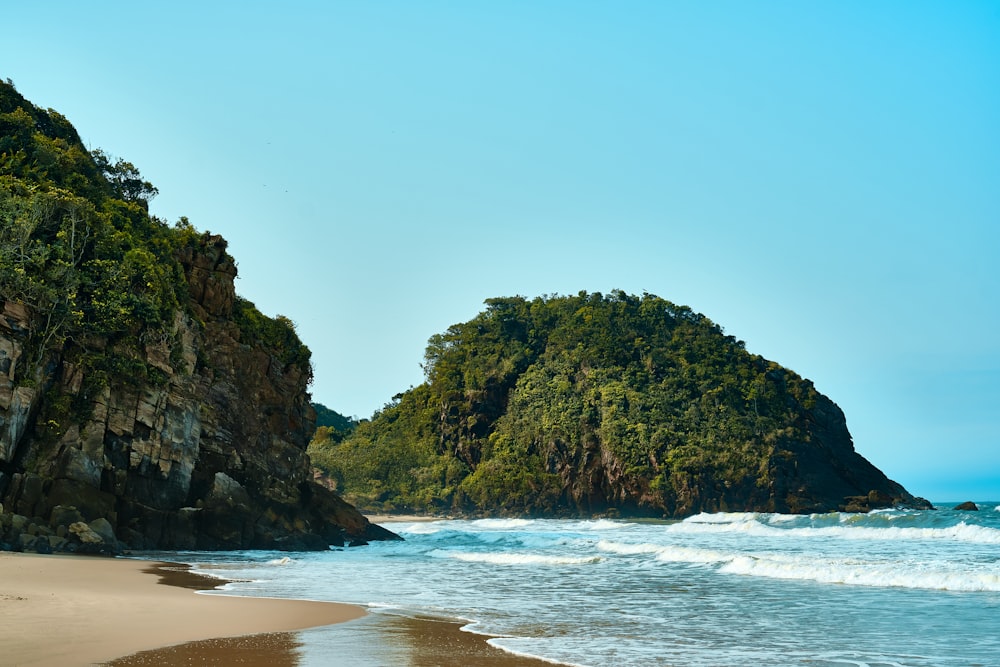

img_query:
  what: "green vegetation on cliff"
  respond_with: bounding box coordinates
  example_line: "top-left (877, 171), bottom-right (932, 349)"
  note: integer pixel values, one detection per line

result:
top-left (0, 79), bottom-right (388, 552)
top-left (310, 291), bottom-right (922, 517)
top-left (0, 80), bottom-right (308, 402)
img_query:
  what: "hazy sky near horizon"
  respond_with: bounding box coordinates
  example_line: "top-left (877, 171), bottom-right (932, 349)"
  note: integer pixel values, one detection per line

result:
top-left (3, 2), bottom-right (998, 501)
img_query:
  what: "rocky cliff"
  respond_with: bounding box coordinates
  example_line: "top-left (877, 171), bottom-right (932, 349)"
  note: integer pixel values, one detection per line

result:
top-left (0, 233), bottom-right (394, 553)
top-left (0, 232), bottom-right (396, 553)
top-left (0, 80), bottom-right (395, 553)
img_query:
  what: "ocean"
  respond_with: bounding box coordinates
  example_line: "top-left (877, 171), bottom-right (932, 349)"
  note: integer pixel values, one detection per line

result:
top-left (146, 503), bottom-right (1000, 666)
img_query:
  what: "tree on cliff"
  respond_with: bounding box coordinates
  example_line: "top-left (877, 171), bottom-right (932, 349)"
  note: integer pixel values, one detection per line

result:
top-left (91, 149), bottom-right (158, 208)
top-left (310, 291), bottom-right (927, 517)
top-left (0, 80), bottom-right (315, 394)
top-left (0, 79), bottom-right (392, 552)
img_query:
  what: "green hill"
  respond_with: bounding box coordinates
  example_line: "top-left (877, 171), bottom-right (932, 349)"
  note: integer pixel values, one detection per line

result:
top-left (310, 291), bottom-right (929, 517)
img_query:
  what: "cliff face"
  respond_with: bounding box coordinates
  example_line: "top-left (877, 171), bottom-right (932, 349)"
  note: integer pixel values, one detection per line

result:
top-left (762, 392), bottom-right (921, 514)
top-left (533, 391), bottom-right (924, 517)
top-left (0, 234), bottom-right (394, 553)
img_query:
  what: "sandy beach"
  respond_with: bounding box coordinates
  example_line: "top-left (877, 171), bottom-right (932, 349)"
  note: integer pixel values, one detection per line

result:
top-left (0, 552), bottom-right (364, 666)
top-left (0, 551), bottom-right (556, 667)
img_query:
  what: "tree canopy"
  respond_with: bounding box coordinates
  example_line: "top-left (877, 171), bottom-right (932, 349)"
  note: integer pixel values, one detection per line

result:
top-left (0, 79), bottom-right (310, 412)
top-left (309, 290), bottom-right (827, 517)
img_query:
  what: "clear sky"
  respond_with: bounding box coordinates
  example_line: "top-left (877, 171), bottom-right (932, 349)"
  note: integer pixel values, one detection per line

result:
top-left (3, 2), bottom-right (998, 501)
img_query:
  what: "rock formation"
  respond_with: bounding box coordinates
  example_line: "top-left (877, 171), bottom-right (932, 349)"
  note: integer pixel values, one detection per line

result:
top-left (0, 234), bottom-right (396, 553)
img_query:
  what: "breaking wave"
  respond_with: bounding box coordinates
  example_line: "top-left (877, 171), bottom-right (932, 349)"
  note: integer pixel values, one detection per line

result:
top-left (718, 554), bottom-right (1000, 592)
top-left (595, 538), bottom-right (1000, 591)
top-left (432, 550), bottom-right (602, 566)
top-left (670, 512), bottom-right (1000, 544)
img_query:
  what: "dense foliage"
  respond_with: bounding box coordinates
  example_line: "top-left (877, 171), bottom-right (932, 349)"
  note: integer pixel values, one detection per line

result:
top-left (308, 403), bottom-right (357, 473)
top-left (313, 403), bottom-right (357, 432)
top-left (311, 291), bottom-right (824, 517)
top-left (0, 79), bottom-right (310, 416)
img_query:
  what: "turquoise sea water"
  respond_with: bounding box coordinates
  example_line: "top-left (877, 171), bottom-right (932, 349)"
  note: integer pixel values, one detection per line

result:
top-left (147, 503), bottom-right (1000, 666)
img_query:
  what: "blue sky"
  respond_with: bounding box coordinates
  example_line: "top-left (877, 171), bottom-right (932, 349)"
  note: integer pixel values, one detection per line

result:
top-left (3, 2), bottom-right (998, 501)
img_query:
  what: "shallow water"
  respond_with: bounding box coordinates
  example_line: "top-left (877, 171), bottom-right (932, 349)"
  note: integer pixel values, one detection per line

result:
top-left (147, 503), bottom-right (1000, 666)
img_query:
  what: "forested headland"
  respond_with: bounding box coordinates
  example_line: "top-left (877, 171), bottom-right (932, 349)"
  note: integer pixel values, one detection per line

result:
top-left (310, 291), bottom-right (929, 517)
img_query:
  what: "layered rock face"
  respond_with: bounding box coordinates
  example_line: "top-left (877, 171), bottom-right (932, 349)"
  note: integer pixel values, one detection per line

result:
top-left (536, 391), bottom-right (929, 517)
top-left (0, 235), bottom-right (395, 553)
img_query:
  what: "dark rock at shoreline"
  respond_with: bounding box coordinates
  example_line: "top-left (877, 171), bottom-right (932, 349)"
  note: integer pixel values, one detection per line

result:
top-left (954, 501), bottom-right (979, 511)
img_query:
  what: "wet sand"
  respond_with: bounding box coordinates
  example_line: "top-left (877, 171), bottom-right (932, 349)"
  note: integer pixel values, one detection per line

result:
top-left (111, 614), bottom-right (559, 666)
top-left (311, 612), bottom-right (564, 666)
top-left (112, 567), bottom-right (559, 666)
top-left (1, 551), bottom-right (558, 666)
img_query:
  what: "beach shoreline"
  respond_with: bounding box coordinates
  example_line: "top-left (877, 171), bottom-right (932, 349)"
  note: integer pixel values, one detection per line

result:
top-left (0, 551), bottom-right (560, 666)
top-left (0, 552), bottom-right (365, 666)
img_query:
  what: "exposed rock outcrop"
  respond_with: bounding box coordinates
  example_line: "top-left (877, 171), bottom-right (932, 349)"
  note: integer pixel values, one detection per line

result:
top-left (519, 389), bottom-right (931, 516)
top-left (0, 235), bottom-right (397, 552)
top-left (762, 393), bottom-right (929, 514)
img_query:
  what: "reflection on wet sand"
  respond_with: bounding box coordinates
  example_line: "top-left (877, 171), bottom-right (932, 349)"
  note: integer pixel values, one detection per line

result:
top-left (301, 612), bottom-right (557, 667)
top-left (378, 613), bottom-right (556, 667)
top-left (108, 613), bottom-right (558, 666)
top-left (108, 562), bottom-right (556, 666)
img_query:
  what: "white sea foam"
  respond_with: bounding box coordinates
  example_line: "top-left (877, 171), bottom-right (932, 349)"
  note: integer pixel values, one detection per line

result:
top-left (398, 522), bottom-right (447, 535)
top-left (169, 513), bottom-right (1000, 667)
top-left (718, 554), bottom-right (1000, 592)
top-left (595, 539), bottom-right (727, 564)
top-left (598, 536), bottom-right (1000, 591)
top-left (488, 637), bottom-right (592, 666)
top-left (579, 518), bottom-right (632, 531)
top-left (266, 556), bottom-right (292, 565)
top-left (366, 602), bottom-right (405, 612)
top-left (669, 514), bottom-right (1000, 544)
top-left (472, 518), bottom-right (535, 530)
top-left (441, 551), bottom-right (602, 566)
top-left (685, 511), bottom-right (762, 524)
top-left (188, 567), bottom-right (237, 582)
top-left (654, 545), bottom-right (730, 564)
top-left (206, 579), bottom-right (266, 593)
top-left (596, 539), bottom-right (665, 555)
